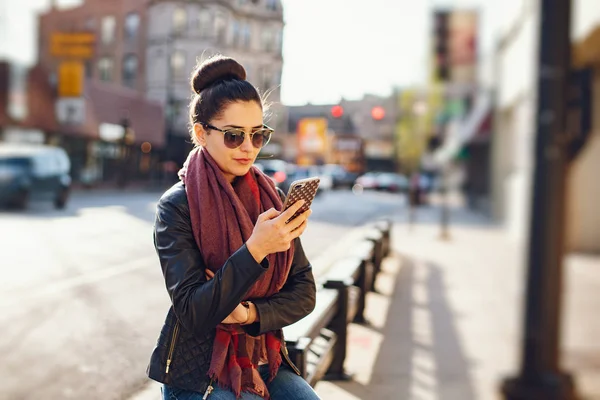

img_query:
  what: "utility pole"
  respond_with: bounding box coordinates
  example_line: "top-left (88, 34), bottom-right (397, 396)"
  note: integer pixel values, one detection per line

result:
top-left (501, 0), bottom-right (576, 398)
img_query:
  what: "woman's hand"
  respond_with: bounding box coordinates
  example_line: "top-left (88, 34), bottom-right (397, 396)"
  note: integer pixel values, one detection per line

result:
top-left (204, 269), bottom-right (254, 324)
top-left (246, 200), bottom-right (311, 262)
top-left (221, 303), bottom-right (250, 324)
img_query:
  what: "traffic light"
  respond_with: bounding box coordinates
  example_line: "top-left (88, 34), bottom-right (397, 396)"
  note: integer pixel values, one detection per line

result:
top-left (371, 106), bottom-right (385, 121)
top-left (433, 11), bottom-right (450, 81)
top-left (331, 105), bottom-right (344, 118)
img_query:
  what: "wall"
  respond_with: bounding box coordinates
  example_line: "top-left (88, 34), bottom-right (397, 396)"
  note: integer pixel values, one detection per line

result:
top-left (566, 66), bottom-right (600, 252)
top-left (492, 0), bottom-right (539, 243)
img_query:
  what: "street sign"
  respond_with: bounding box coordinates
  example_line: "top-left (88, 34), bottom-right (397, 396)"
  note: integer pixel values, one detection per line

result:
top-left (50, 32), bottom-right (95, 59)
top-left (55, 98), bottom-right (85, 125)
top-left (58, 61), bottom-right (84, 97)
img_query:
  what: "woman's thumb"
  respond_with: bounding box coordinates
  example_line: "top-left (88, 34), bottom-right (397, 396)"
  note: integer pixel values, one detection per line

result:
top-left (259, 208), bottom-right (280, 221)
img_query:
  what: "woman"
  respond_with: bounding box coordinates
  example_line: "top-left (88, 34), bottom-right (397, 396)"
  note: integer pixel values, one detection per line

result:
top-left (147, 55), bottom-right (320, 400)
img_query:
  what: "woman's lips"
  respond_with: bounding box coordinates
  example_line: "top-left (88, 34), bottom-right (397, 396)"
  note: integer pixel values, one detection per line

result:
top-left (234, 158), bottom-right (252, 165)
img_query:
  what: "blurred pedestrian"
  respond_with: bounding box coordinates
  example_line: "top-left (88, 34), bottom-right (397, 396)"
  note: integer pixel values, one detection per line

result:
top-left (147, 55), bottom-right (319, 400)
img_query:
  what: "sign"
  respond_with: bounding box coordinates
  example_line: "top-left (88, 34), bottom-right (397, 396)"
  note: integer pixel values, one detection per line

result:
top-left (50, 32), bottom-right (95, 59)
top-left (99, 122), bottom-right (125, 142)
top-left (297, 118), bottom-right (328, 154)
top-left (58, 61), bottom-right (84, 97)
top-left (365, 140), bottom-right (394, 158)
top-left (55, 98), bottom-right (85, 125)
top-left (432, 10), bottom-right (477, 84)
top-left (7, 63), bottom-right (28, 121)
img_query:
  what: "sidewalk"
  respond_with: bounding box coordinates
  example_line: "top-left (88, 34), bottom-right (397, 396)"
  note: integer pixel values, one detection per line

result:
top-left (315, 204), bottom-right (600, 400)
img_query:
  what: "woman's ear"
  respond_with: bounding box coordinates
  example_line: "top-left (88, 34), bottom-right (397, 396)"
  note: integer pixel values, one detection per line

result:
top-left (193, 123), bottom-right (207, 147)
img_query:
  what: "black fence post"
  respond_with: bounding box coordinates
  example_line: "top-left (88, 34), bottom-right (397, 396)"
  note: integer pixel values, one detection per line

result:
top-left (323, 276), bottom-right (354, 381)
top-left (365, 229), bottom-right (384, 291)
top-left (346, 246), bottom-right (374, 324)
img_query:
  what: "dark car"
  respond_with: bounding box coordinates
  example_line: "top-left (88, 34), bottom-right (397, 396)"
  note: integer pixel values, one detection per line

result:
top-left (321, 164), bottom-right (359, 189)
top-left (0, 144), bottom-right (71, 209)
top-left (254, 159), bottom-right (293, 189)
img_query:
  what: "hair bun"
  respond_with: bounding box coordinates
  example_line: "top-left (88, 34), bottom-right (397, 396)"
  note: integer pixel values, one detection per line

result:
top-left (191, 55), bottom-right (246, 94)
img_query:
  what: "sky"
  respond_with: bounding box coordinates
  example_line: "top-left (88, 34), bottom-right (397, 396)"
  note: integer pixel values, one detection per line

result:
top-left (1, 0), bottom-right (523, 105)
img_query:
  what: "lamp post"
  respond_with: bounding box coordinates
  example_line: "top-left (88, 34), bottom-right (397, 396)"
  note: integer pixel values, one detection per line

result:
top-left (501, 0), bottom-right (577, 398)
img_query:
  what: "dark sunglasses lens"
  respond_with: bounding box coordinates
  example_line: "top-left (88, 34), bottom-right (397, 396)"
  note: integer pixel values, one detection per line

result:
top-left (224, 130), bottom-right (245, 149)
top-left (252, 130), bottom-right (271, 148)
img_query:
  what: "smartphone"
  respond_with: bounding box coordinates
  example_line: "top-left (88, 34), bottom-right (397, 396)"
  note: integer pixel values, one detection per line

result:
top-left (282, 177), bottom-right (321, 222)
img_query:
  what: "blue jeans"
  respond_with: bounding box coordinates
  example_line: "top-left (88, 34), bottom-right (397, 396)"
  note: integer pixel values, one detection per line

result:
top-left (161, 364), bottom-right (320, 400)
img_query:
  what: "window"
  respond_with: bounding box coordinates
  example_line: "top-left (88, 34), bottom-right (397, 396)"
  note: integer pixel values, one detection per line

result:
top-left (261, 28), bottom-right (274, 52)
top-left (173, 7), bottom-right (187, 35)
top-left (232, 21), bottom-right (241, 47)
top-left (266, 0), bottom-right (278, 11)
top-left (170, 51), bottom-right (186, 79)
top-left (98, 57), bottom-right (114, 81)
top-left (84, 17), bottom-right (95, 30)
top-left (276, 29), bottom-right (283, 52)
top-left (243, 24), bottom-right (251, 48)
top-left (125, 13), bottom-right (140, 40)
top-left (101, 16), bottom-right (116, 44)
top-left (122, 54), bottom-right (138, 88)
top-left (199, 10), bottom-right (212, 37)
top-left (260, 67), bottom-right (271, 90)
top-left (215, 13), bottom-right (227, 44)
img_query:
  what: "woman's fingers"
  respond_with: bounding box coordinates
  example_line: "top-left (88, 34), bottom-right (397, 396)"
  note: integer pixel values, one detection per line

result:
top-left (205, 269), bottom-right (215, 280)
top-left (286, 209), bottom-right (311, 232)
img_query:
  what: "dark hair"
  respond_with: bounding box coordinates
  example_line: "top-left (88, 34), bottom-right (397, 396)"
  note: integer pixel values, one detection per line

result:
top-left (189, 55), bottom-right (263, 146)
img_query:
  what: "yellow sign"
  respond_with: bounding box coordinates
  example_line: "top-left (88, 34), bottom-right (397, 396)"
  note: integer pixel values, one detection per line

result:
top-left (297, 118), bottom-right (328, 166)
top-left (58, 61), bottom-right (84, 97)
top-left (51, 33), bottom-right (95, 45)
top-left (50, 33), bottom-right (95, 59)
top-left (297, 118), bottom-right (327, 153)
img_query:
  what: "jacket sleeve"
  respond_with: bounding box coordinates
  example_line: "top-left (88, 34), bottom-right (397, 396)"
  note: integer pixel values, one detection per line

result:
top-left (242, 237), bottom-right (317, 336)
top-left (154, 188), bottom-right (268, 337)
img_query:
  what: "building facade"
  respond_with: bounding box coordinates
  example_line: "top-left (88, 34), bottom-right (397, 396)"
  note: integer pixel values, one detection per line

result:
top-left (145, 0), bottom-right (285, 164)
top-left (32, 0), bottom-right (166, 186)
top-left (492, 0), bottom-right (600, 252)
top-left (39, 0), bottom-right (150, 94)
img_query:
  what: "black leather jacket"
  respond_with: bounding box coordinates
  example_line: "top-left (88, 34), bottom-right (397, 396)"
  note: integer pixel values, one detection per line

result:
top-left (147, 182), bottom-right (316, 393)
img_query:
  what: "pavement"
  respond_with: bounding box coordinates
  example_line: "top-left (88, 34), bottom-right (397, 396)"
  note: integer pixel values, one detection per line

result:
top-left (315, 203), bottom-right (600, 400)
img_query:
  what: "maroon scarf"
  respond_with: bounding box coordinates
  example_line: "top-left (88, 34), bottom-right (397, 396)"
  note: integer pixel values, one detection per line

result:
top-left (178, 147), bottom-right (294, 398)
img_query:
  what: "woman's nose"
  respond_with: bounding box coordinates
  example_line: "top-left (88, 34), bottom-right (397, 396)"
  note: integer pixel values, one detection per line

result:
top-left (239, 133), bottom-right (254, 152)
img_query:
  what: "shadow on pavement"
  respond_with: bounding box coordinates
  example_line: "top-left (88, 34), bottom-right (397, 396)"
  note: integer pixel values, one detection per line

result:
top-left (318, 254), bottom-right (477, 399)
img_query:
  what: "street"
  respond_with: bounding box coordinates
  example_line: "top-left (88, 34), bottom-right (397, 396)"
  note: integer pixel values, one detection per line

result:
top-left (0, 188), bottom-right (405, 400)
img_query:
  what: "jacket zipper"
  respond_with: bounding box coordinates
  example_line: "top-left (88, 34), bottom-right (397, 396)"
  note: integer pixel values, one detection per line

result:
top-left (165, 322), bottom-right (180, 374)
top-left (202, 379), bottom-right (214, 400)
top-left (280, 336), bottom-right (301, 375)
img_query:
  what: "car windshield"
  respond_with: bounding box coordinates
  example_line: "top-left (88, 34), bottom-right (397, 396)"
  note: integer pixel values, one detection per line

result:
top-left (0, 157), bottom-right (31, 168)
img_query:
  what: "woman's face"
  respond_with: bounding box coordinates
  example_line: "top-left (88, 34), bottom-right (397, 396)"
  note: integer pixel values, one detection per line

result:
top-left (194, 101), bottom-right (264, 182)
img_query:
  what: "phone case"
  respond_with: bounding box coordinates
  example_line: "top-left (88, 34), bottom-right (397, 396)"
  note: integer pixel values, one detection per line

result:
top-left (283, 177), bottom-right (320, 221)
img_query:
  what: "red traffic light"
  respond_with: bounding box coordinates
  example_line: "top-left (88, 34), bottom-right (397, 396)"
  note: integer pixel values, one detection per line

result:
top-left (331, 105), bottom-right (344, 118)
top-left (371, 106), bottom-right (385, 121)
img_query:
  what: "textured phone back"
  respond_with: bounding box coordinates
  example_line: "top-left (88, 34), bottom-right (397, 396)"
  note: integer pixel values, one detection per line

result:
top-left (284, 178), bottom-right (320, 220)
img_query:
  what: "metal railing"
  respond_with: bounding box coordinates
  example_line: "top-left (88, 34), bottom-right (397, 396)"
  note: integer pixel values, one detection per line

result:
top-left (282, 219), bottom-right (392, 386)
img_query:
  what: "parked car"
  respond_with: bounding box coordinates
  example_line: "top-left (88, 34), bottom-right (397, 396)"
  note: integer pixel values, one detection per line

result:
top-left (375, 172), bottom-right (409, 193)
top-left (0, 144), bottom-right (71, 209)
top-left (254, 159), bottom-right (292, 188)
top-left (354, 172), bottom-right (382, 191)
top-left (279, 164), bottom-right (333, 197)
top-left (321, 164), bottom-right (359, 189)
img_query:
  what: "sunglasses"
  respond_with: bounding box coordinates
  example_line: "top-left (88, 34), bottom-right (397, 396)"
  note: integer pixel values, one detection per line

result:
top-left (200, 122), bottom-right (273, 149)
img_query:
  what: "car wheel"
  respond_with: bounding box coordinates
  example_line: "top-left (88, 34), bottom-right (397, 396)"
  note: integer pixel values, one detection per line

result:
top-left (54, 188), bottom-right (69, 209)
top-left (14, 189), bottom-right (30, 210)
